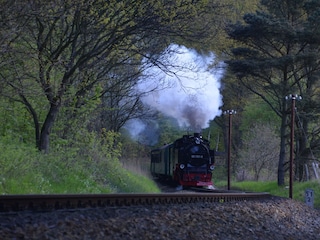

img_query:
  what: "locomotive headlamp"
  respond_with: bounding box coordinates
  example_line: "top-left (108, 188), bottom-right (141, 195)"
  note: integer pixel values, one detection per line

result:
top-left (210, 165), bottom-right (215, 171)
top-left (179, 164), bottom-right (185, 169)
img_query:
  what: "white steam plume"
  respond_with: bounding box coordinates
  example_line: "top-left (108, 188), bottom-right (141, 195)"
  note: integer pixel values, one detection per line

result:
top-left (137, 44), bottom-right (223, 132)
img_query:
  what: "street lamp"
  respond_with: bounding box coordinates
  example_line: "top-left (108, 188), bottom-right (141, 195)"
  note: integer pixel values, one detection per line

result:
top-left (224, 109), bottom-right (236, 190)
top-left (285, 94), bottom-right (302, 199)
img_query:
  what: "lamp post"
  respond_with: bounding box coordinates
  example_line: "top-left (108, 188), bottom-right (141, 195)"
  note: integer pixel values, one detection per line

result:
top-left (285, 94), bottom-right (302, 199)
top-left (224, 109), bottom-right (236, 190)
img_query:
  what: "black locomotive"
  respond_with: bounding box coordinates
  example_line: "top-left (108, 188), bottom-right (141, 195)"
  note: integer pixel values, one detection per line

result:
top-left (151, 133), bottom-right (215, 189)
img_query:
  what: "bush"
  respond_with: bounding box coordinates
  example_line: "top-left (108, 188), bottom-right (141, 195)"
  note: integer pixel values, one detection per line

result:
top-left (0, 131), bottom-right (159, 194)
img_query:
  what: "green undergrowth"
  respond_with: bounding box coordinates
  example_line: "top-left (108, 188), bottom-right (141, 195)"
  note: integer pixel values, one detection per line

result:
top-left (0, 136), bottom-right (160, 194)
top-left (215, 180), bottom-right (320, 208)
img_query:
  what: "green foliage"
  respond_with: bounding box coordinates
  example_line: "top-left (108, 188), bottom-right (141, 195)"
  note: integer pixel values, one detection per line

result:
top-left (0, 136), bottom-right (39, 193)
top-left (0, 0), bottom-right (221, 152)
top-left (203, 121), bottom-right (224, 151)
top-left (105, 160), bottom-right (160, 193)
top-left (215, 180), bottom-right (320, 208)
top-left (203, 0), bottom-right (260, 56)
top-left (0, 132), bottom-right (159, 194)
top-left (156, 114), bottom-right (186, 146)
top-left (225, 0), bottom-right (320, 186)
top-left (0, 99), bottom-right (35, 144)
top-left (212, 166), bottom-right (228, 184)
top-left (240, 97), bottom-right (280, 133)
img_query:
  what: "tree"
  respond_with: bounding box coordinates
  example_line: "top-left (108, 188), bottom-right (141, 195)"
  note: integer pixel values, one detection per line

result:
top-left (88, 63), bottom-right (156, 133)
top-left (0, 0), bottom-right (220, 153)
top-left (238, 123), bottom-right (279, 181)
top-left (226, 0), bottom-right (320, 185)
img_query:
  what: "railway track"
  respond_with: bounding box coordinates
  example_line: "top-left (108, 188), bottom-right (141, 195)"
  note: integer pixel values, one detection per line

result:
top-left (0, 191), bottom-right (271, 212)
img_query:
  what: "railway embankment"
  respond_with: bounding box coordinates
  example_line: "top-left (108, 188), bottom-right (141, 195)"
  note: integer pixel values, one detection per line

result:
top-left (0, 194), bottom-right (319, 239)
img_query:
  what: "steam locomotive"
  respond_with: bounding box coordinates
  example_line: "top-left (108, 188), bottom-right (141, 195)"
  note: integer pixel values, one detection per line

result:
top-left (151, 133), bottom-right (215, 189)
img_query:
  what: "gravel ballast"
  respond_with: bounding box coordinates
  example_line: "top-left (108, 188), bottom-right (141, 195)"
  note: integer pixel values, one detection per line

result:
top-left (0, 196), bottom-right (319, 239)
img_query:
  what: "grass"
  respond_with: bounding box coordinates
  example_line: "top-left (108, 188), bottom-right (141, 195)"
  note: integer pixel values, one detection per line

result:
top-left (215, 180), bottom-right (320, 208)
top-left (0, 137), bottom-right (160, 194)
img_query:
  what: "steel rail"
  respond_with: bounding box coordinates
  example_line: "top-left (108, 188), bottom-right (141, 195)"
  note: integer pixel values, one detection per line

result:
top-left (0, 192), bottom-right (271, 212)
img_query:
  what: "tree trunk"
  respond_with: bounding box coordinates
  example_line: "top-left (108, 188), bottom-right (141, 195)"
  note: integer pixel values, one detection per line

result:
top-left (39, 102), bottom-right (61, 153)
top-left (18, 93), bottom-right (41, 149)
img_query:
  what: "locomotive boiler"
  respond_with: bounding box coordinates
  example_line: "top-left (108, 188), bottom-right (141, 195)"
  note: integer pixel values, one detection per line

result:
top-left (151, 133), bottom-right (215, 189)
